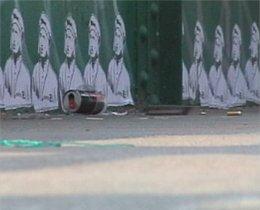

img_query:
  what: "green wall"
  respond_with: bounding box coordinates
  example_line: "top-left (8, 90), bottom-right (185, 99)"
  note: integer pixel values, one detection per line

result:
top-left (0, 0), bottom-right (138, 101)
top-left (0, 0), bottom-right (138, 71)
top-left (0, 0), bottom-right (182, 107)
top-left (2, 1), bottom-right (258, 108)
top-left (182, 0), bottom-right (260, 75)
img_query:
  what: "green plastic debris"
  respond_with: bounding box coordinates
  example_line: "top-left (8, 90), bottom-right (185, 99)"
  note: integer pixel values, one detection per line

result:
top-left (0, 139), bottom-right (61, 148)
top-left (0, 139), bottom-right (134, 149)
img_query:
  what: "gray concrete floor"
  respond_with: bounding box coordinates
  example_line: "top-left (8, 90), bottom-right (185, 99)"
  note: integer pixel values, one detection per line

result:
top-left (1, 107), bottom-right (260, 141)
top-left (0, 108), bottom-right (260, 210)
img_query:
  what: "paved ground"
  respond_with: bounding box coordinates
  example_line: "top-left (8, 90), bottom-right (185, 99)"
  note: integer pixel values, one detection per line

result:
top-left (1, 107), bottom-right (260, 140)
top-left (0, 107), bottom-right (260, 209)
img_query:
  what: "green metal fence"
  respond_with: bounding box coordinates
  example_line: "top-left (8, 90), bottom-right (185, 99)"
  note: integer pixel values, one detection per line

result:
top-left (0, 0), bottom-right (182, 109)
top-left (0, 0), bottom-right (259, 111)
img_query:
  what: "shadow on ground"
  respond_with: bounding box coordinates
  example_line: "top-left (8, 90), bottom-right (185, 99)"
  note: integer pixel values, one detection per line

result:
top-left (1, 192), bottom-right (260, 210)
top-left (1, 144), bottom-right (260, 172)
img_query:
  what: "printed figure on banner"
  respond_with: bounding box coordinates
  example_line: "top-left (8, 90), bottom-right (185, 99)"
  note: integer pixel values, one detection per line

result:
top-left (32, 12), bottom-right (58, 112)
top-left (4, 8), bottom-right (32, 110)
top-left (84, 14), bottom-right (108, 101)
top-left (189, 21), bottom-right (213, 106)
top-left (208, 25), bottom-right (232, 109)
top-left (244, 22), bottom-right (260, 104)
top-left (107, 14), bottom-right (134, 106)
top-left (227, 24), bottom-right (249, 107)
top-left (59, 15), bottom-right (84, 110)
top-left (0, 67), bottom-right (4, 108)
top-left (182, 23), bottom-right (189, 101)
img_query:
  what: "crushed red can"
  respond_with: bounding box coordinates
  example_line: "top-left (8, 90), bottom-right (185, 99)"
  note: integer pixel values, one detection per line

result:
top-left (62, 90), bottom-right (105, 114)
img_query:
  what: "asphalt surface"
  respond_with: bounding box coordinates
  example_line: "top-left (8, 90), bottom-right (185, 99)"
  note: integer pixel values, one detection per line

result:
top-left (0, 108), bottom-right (260, 210)
top-left (1, 107), bottom-right (260, 141)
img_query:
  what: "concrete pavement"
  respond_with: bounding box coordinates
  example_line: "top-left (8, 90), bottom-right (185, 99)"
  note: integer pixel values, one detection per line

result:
top-left (0, 108), bottom-right (260, 209)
